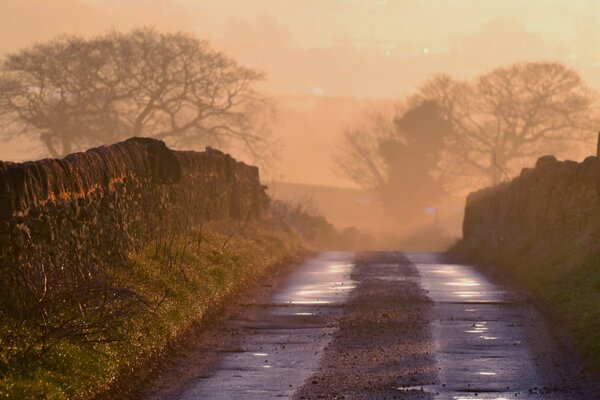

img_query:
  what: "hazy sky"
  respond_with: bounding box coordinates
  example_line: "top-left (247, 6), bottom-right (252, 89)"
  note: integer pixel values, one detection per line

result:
top-left (2, 0), bottom-right (600, 98)
top-left (1, 0), bottom-right (600, 186)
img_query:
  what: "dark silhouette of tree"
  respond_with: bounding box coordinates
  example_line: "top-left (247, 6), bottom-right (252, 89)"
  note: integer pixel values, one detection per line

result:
top-left (416, 62), bottom-right (597, 186)
top-left (335, 101), bottom-right (452, 222)
top-left (338, 62), bottom-right (598, 203)
top-left (379, 101), bottom-right (452, 220)
top-left (0, 29), bottom-right (272, 158)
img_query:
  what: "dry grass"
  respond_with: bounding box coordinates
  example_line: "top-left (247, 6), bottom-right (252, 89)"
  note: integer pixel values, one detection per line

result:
top-left (0, 220), bottom-right (304, 400)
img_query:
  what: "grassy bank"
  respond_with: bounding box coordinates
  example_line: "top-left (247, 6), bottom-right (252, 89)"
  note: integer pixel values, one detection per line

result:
top-left (0, 220), bottom-right (304, 399)
top-left (453, 240), bottom-right (600, 375)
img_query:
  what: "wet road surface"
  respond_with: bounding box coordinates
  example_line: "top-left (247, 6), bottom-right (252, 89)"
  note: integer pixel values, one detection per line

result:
top-left (146, 252), bottom-right (357, 400)
top-left (408, 253), bottom-right (582, 400)
top-left (144, 252), bottom-right (587, 399)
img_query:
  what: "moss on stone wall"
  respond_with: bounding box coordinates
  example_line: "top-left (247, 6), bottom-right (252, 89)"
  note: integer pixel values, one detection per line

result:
top-left (0, 138), bottom-right (268, 269)
top-left (0, 138), bottom-right (293, 399)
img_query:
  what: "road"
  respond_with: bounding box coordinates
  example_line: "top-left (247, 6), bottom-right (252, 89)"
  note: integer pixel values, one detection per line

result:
top-left (143, 252), bottom-right (591, 400)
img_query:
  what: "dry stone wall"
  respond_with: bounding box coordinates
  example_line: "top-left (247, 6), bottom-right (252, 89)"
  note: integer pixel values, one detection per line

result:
top-left (462, 154), bottom-right (600, 259)
top-left (0, 137), bottom-right (268, 268)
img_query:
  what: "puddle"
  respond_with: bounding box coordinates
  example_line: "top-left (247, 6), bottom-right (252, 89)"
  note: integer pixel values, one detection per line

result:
top-left (149, 252), bottom-right (575, 400)
top-left (397, 385), bottom-right (438, 393)
top-left (170, 252), bottom-right (356, 400)
top-left (375, 275), bottom-right (419, 282)
top-left (408, 253), bottom-right (553, 400)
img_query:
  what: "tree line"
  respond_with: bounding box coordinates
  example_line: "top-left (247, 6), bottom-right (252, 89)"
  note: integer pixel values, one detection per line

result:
top-left (336, 62), bottom-right (598, 224)
top-left (0, 31), bottom-right (597, 228)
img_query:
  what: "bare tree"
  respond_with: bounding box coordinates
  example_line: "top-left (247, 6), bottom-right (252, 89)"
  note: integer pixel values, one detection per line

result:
top-left (335, 102), bottom-right (452, 222)
top-left (334, 112), bottom-right (393, 196)
top-left (0, 29), bottom-right (273, 159)
top-left (335, 63), bottom-right (598, 226)
top-left (416, 62), bottom-right (598, 186)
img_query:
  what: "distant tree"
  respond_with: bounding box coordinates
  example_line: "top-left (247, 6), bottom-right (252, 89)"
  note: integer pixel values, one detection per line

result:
top-left (335, 101), bottom-right (452, 221)
top-left (338, 62), bottom-right (598, 203)
top-left (380, 101), bottom-right (452, 219)
top-left (0, 29), bottom-right (272, 159)
top-left (335, 112), bottom-right (390, 196)
top-left (416, 62), bottom-right (597, 186)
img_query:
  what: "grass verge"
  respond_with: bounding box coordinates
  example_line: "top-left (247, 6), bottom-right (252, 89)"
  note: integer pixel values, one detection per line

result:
top-left (0, 220), bottom-right (305, 399)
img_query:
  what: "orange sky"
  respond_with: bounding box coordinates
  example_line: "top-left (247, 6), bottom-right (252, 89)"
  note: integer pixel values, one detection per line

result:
top-left (3, 0), bottom-right (600, 97)
top-left (1, 0), bottom-right (600, 185)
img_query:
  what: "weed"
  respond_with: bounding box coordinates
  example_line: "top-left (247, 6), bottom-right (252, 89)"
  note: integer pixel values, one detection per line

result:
top-left (0, 220), bottom-right (303, 399)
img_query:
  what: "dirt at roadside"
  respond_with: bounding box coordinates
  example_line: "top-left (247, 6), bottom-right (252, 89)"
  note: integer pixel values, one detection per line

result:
top-left (294, 252), bottom-right (436, 400)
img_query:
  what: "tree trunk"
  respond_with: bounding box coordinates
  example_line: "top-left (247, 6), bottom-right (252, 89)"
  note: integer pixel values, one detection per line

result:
top-left (489, 151), bottom-right (501, 186)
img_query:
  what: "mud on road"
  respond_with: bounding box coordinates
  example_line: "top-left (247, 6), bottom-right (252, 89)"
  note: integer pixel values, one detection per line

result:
top-left (294, 253), bottom-right (436, 400)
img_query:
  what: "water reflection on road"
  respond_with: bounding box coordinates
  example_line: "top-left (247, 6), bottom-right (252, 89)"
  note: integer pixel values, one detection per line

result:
top-left (409, 253), bottom-right (563, 400)
top-left (174, 252), bottom-right (355, 400)
top-left (149, 252), bottom-right (578, 400)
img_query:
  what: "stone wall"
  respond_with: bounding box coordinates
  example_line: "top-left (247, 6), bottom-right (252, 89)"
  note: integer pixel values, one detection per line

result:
top-left (0, 138), bottom-right (268, 267)
top-left (462, 154), bottom-right (600, 262)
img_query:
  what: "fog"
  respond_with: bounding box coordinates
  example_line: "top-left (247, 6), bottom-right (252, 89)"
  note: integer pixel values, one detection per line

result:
top-left (1, 0), bottom-right (598, 247)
